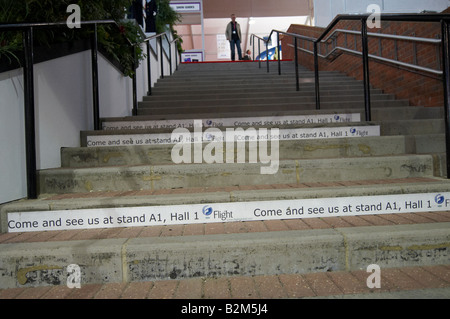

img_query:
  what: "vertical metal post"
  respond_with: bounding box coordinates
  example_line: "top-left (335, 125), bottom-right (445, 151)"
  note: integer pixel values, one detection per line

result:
top-left (314, 41), bottom-right (321, 110)
top-left (252, 36), bottom-right (255, 61)
top-left (160, 36), bottom-right (164, 79)
top-left (175, 40), bottom-right (179, 71)
top-left (412, 32), bottom-right (418, 65)
top-left (294, 37), bottom-right (299, 91)
top-left (23, 27), bottom-right (37, 199)
top-left (361, 18), bottom-right (372, 121)
top-left (132, 45), bottom-right (138, 116)
top-left (258, 39), bottom-right (261, 68)
top-left (441, 19), bottom-right (450, 178)
top-left (147, 41), bottom-right (152, 96)
top-left (266, 39), bottom-right (269, 72)
top-left (393, 31), bottom-right (398, 61)
top-left (436, 34), bottom-right (442, 71)
top-left (378, 31), bottom-right (383, 57)
top-left (91, 23), bottom-right (100, 130)
top-left (277, 32), bottom-right (281, 75)
top-left (169, 40), bottom-right (173, 76)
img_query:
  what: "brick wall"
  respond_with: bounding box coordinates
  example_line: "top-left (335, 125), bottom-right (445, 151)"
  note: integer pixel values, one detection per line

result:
top-left (281, 15), bottom-right (447, 107)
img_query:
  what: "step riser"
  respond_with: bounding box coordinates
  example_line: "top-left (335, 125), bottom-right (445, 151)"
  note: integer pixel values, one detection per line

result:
top-left (139, 95), bottom-right (396, 108)
top-left (81, 120), bottom-right (445, 147)
top-left (372, 107), bottom-right (444, 121)
top-left (143, 90), bottom-right (386, 101)
top-left (157, 75), bottom-right (353, 83)
top-left (150, 87), bottom-right (382, 96)
top-left (151, 82), bottom-right (369, 91)
top-left (1, 222), bottom-right (448, 288)
top-left (39, 156), bottom-right (438, 194)
top-left (169, 74), bottom-right (343, 80)
top-left (136, 101), bottom-right (410, 116)
top-left (102, 107), bottom-right (444, 122)
top-left (4, 182), bottom-right (450, 214)
top-left (63, 135), bottom-right (445, 168)
top-left (154, 79), bottom-right (362, 89)
top-left (381, 120), bottom-right (445, 135)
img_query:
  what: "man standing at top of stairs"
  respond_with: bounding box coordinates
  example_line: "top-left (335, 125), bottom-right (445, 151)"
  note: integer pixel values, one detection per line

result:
top-left (225, 14), bottom-right (243, 61)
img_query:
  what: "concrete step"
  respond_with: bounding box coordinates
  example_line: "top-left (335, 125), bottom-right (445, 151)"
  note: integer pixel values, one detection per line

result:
top-left (169, 72), bottom-right (344, 80)
top-left (159, 74), bottom-right (351, 83)
top-left (153, 77), bottom-right (362, 88)
top-left (4, 177), bottom-right (449, 212)
top-left (175, 60), bottom-right (294, 70)
top-left (36, 154), bottom-right (444, 195)
top-left (62, 135), bottom-right (445, 168)
top-left (152, 78), bottom-right (368, 89)
top-left (3, 60), bottom-right (448, 293)
top-left (136, 100), bottom-right (410, 116)
top-left (139, 118), bottom-right (444, 135)
top-left (102, 107), bottom-right (444, 123)
top-left (150, 83), bottom-right (379, 95)
top-left (100, 112), bottom-right (364, 130)
top-left (149, 85), bottom-right (381, 96)
top-left (143, 89), bottom-right (385, 101)
top-left (1, 178), bottom-right (450, 288)
top-left (175, 61), bottom-right (302, 71)
top-left (1, 265), bottom-right (448, 298)
top-left (138, 94), bottom-right (396, 108)
top-left (81, 120), bottom-right (444, 149)
top-left (0, 221), bottom-right (449, 289)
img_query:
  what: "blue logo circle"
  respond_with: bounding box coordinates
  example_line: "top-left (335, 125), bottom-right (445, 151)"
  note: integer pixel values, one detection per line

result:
top-left (350, 128), bottom-right (356, 134)
top-left (334, 115), bottom-right (340, 121)
top-left (435, 194), bottom-right (445, 205)
top-left (206, 120), bottom-right (212, 126)
top-left (203, 206), bottom-right (213, 216)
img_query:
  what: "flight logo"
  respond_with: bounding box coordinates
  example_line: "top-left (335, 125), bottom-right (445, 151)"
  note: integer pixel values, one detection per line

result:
top-left (435, 194), bottom-right (445, 206)
top-left (203, 206), bottom-right (213, 217)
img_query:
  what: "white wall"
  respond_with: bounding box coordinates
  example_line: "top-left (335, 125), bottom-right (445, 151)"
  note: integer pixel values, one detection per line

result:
top-left (0, 40), bottom-right (177, 204)
top-left (34, 51), bottom-right (92, 170)
top-left (0, 69), bottom-right (27, 203)
top-left (314, 0), bottom-right (450, 27)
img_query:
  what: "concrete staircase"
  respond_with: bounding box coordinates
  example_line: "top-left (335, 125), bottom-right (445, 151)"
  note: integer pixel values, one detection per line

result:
top-left (1, 60), bottom-right (450, 292)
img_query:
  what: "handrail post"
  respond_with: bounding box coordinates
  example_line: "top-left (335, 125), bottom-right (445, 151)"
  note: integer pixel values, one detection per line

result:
top-left (266, 39), bottom-right (269, 73)
top-left (277, 32), bottom-right (281, 75)
top-left (23, 26), bottom-right (37, 199)
top-left (441, 19), bottom-right (450, 178)
top-left (252, 36), bottom-right (255, 61)
top-left (169, 39), bottom-right (173, 76)
top-left (160, 36), bottom-right (164, 79)
top-left (91, 23), bottom-right (101, 130)
top-left (258, 39), bottom-right (261, 68)
top-left (132, 45), bottom-right (138, 116)
top-left (294, 37), bottom-right (299, 91)
top-left (314, 41), bottom-right (321, 110)
top-left (175, 41), bottom-right (179, 71)
top-left (361, 18), bottom-right (372, 121)
top-left (147, 41), bottom-right (152, 96)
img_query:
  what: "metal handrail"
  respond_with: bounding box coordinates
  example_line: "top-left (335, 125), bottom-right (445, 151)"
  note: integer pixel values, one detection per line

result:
top-left (323, 28), bottom-right (441, 44)
top-left (250, 30), bottom-right (315, 76)
top-left (0, 20), bottom-right (180, 199)
top-left (0, 20), bottom-right (116, 30)
top-left (251, 13), bottom-right (450, 179)
top-left (289, 40), bottom-right (443, 76)
top-left (251, 21), bottom-right (444, 87)
top-left (141, 32), bottom-right (180, 99)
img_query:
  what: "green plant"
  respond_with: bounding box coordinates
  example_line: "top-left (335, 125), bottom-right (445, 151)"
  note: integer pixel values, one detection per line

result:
top-left (0, 0), bottom-right (25, 64)
top-left (0, 0), bottom-right (181, 76)
top-left (155, 0), bottom-right (179, 33)
top-left (155, 0), bottom-right (183, 53)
